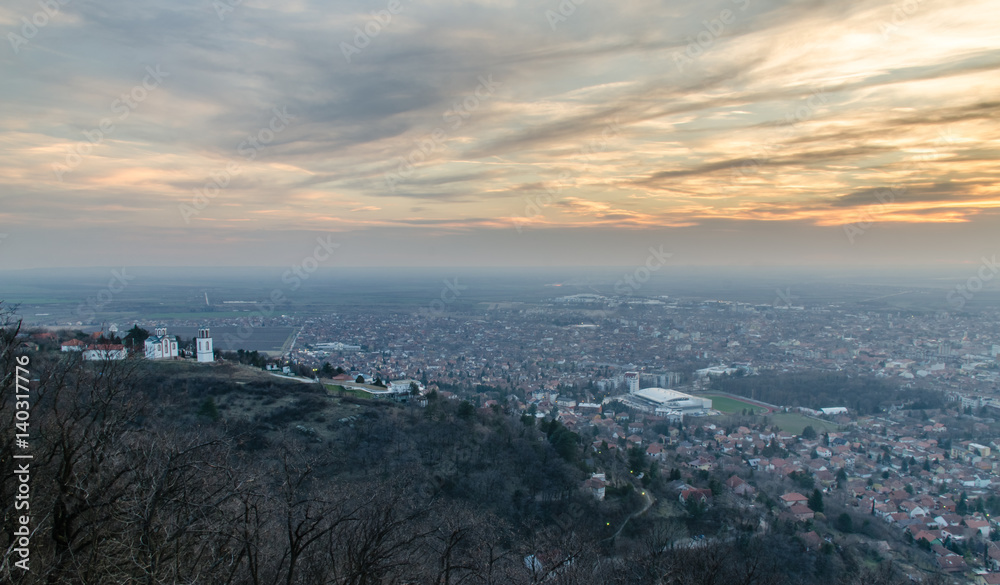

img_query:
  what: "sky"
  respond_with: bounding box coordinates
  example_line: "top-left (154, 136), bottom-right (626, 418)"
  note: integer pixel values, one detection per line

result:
top-left (1, 0), bottom-right (999, 270)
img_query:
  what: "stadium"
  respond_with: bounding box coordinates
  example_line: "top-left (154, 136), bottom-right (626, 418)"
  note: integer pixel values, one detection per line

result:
top-left (614, 387), bottom-right (712, 416)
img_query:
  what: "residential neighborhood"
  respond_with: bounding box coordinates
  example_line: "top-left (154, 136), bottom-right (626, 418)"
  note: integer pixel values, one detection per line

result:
top-left (14, 293), bottom-right (1000, 582)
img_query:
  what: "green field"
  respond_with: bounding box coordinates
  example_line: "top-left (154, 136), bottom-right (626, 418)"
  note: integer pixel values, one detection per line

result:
top-left (325, 384), bottom-right (372, 398)
top-left (146, 311), bottom-right (256, 319)
top-left (703, 395), bottom-right (768, 415)
top-left (769, 412), bottom-right (839, 435)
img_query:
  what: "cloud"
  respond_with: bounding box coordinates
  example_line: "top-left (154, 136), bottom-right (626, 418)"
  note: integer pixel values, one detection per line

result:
top-left (2, 0), bottom-right (999, 267)
top-left (827, 182), bottom-right (997, 209)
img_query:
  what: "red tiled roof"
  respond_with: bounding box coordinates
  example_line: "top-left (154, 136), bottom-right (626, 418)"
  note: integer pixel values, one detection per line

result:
top-left (936, 554), bottom-right (967, 572)
top-left (781, 492), bottom-right (808, 502)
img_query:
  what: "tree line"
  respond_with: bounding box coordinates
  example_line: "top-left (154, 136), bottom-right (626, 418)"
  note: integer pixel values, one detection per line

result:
top-left (711, 371), bottom-right (944, 414)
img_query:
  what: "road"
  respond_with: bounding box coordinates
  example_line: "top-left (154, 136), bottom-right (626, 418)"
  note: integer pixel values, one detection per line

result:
top-left (605, 489), bottom-right (655, 541)
top-left (268, 372), bottom-right (318, 384)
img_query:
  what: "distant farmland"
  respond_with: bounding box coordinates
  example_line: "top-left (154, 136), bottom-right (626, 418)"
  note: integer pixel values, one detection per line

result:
top-left (167, 326), bottom-right (297, 354)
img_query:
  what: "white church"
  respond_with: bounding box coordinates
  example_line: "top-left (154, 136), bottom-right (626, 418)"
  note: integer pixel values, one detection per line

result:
top-left (145, 327), bottom-right (179, 360)
top-left (196, 328), bottom-right (214, 363)
top-left (142, 326), bottom-right (213, 362)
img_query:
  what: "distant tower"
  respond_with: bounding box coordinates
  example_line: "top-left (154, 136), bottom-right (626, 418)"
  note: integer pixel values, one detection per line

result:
top-left (155, 326), bottom-right (167, 337)
top-left (197, 328), bottom-right (214, 363)
top-left (625, 371), bottom-right (640, 394)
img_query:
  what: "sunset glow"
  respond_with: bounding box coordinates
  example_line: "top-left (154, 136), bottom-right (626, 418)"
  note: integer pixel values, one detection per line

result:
top-left (2, 0), bottom-right (999, 267)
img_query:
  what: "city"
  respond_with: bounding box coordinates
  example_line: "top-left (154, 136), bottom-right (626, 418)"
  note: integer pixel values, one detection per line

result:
top-left (10, 281), bottom-right (1000, 583)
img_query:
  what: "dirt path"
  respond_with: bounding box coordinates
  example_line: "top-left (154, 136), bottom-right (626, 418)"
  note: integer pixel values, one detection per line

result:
top-left (606, 489), bottom-right (655, 541)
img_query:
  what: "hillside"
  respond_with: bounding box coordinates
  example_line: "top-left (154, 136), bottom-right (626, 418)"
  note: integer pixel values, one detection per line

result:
top-left (0, 333), bottom-right (945, 584)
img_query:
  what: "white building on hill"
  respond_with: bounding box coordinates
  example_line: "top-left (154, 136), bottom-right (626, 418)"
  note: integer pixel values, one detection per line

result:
top-left (196, 328), bottom-right (214, 362)
top-left (61, 339), bottom-right (86, 352)
top-left (388, 379), bottom-right (424, 394)
top-left (84, 344), bottom-right (127, 361)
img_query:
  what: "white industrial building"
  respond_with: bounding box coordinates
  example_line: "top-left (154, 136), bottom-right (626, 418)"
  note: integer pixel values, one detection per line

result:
top-left (695, 365), bottom-right (739, 378)
top-left (614, 387), bottom-right (712, 416)
top-left (316, 341), bottom-right (362, 351)
top-left (820, 407), bottom-right (848, 415)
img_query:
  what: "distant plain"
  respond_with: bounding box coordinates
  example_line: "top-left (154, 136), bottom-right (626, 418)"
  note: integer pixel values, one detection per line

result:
top-left (3, 266), bottom-right (998, 329)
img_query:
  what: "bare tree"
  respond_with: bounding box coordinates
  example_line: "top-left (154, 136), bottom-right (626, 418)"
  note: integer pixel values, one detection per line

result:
top-left (327, 479), bottom-right (435, 585)
top-left (105, 430), bottom-right (246, 584)
top-left (35, 354), bottom-right (148, 583)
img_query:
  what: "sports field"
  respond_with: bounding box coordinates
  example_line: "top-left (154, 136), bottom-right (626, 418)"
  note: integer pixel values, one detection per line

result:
top-left (702, 395), bottom-right (768, 415)
top-left (769, 412), bottom-right (839, 435)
